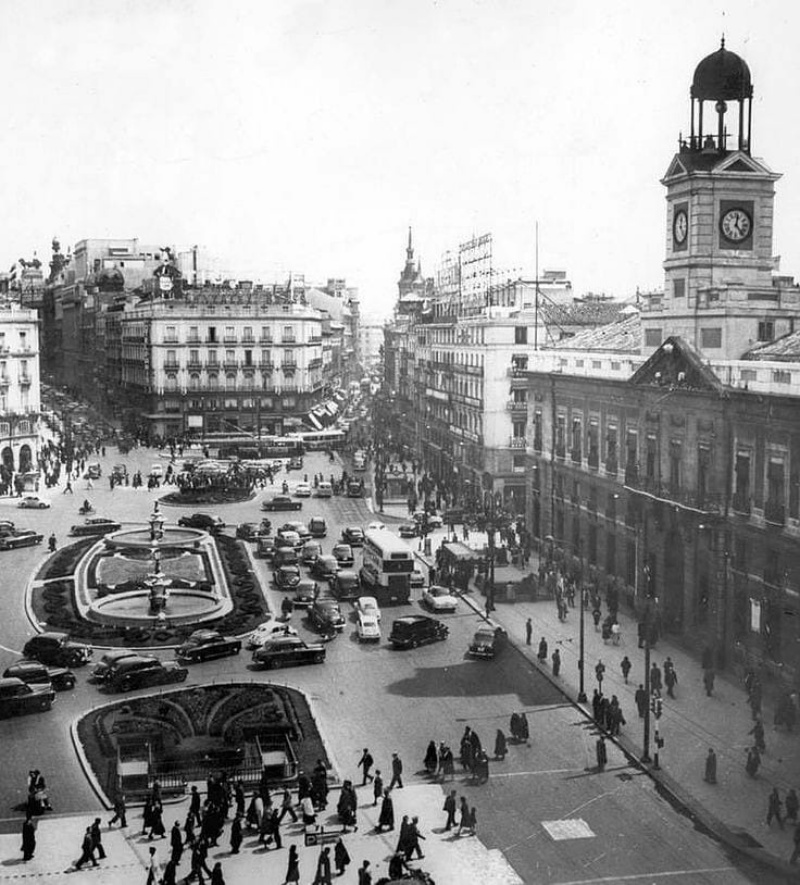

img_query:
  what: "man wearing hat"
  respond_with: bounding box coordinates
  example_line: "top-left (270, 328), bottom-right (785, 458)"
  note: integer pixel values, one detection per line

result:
top-left (388, 752), bottom-right (404, 790)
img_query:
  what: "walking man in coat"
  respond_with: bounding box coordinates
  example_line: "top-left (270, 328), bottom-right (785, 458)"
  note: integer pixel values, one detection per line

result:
top-left (663, 657), bottom-right (677, 699)
top-left (108, 792), bottom-right (127, 828)
top-left (90, 817), bottom-right (106, 860)
top-left (595, 735), bottom-right (608, 772)
top-left (21, 814), bottom-right (36, 861)
top-left (525, 618), bottom-right (532, 645)
top-left (443, 789), bottom-right (457, 830)
top-left (75, 825), bottom-right (99, 869)
top-left (703, 748), bottom-right (717, 784)
top-left (388, 752), bottom-right (403, 790)
top-left (357, 748), bottom-right (374, 785)
top-left (767, 787), bottom-right (784, 829)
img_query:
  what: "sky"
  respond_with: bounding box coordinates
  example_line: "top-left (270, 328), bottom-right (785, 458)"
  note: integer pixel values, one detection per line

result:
top-left (1, 0), bottom-right (799, 321)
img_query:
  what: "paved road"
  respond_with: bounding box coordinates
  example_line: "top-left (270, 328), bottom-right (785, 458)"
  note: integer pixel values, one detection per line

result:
top-left (0, 446), bottom-right (766, 883)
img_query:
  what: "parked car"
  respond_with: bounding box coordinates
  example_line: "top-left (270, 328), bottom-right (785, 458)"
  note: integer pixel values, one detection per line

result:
top-left (18, 496), bottom-right (49, 510)
top-left (256, 536), bottom-right (277, 559)
top-left (309, 598), bottom-right (346, 633)
top-left (149, 464), bottom-right (164, 478)
top-left (262, 495), bottom-right (302, 512)
top-left (275, 564), bottom-right (302, 590)
top-left (69, 518), bottom-right (122, 537)
top-left (235, 522), bottom-right (270, 542)
top-left (251, 636), bottom-right (326, 669)
top-left (467, 624), bottom-right (507, 659)
top-left (294, 483), bottom-right (312, 498)
top-left (177, 513), bottom-right (225, 532)
top-left (176, 630), bottom-right (242, 663)
top-left (301, 540), bottom-right (323, 565)
top-left (106, 657), bottom-right (188, 693)
top-left (308, 517), bottom-right (327, 538)
top-left (356, 595), bottom-right (381, 622)
top-left (274, 547), bottom-right (299, 569)
top-left (3, 660), bottom-right (76, 691)
top-left (0, 530), bottom-right (44, 549)
top-left (332, 569), bottom-right (361, 600)
top-left (315, 482), bottom-right (333, 498)
top-left (0, 520), bottom-right (16, 536)
top-left (287, 456), bottom-right (304, 471)
top-left (388, 615), bottom-right (449, 649)
top-left (91, 650), bottom-right (138, 683)
top-left (84, 462), bottom-right (102, 479)
top-left (312, 555), bottom-right (340, 582)
top-left (398, 522), bottom-right (418, 539)
top-left (293, 578), bottom-right (319, 609)
top-left (0, 677), bottom-right (55, 717)
top-left (246, 620), bottom-right (297, 649)
top-left (331, 543), bottom-right (354, 568)
top-left (23, 632), bottom-right (92, 668)
top-left (341, 526), bottom-right (364, 546)
top-left (111, 464), bottom-right (128, 481)
top-left (356, 613), bottom-right (381, 643)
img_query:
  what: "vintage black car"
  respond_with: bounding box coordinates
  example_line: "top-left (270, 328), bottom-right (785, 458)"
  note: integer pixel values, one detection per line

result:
top-left (105, 657), bottom-right (188, 693)
top-left (69, 518), bottom-right (122, 537)
top-left (331, 543), bottom-right (354, 568)
top-left (176, 630), bottom-right (242, 663)
top-left (0, 530), bottom-right (44, 550)
top-left (22, 632), bottom-right (93, 668)
top-left (388, 615), bottom-right (449, 649)
top-left (91, 650), bottom-right (139, 683)
top-left (341, 526), bottom-right (364, 546)
top-left (262, 495), bottom-right (302, 512)
top-left (177, 513), bottom-right (225, 532)
top-left (293, 578), bottom-right (319, 609)
top-left (3, 660), bottom-right (76, 691)
top-left (467, 624), bottom-right (507, 660)
top-left (251, 636), bottom-right (326, 670)
top-left (275, 564), bottom-right (302, 590)
top-left (309, 598), bottom-right (346, 633)
top-left (0, 677), bottom-right (55, 717)
top-left (311, 555), bottom-right (340, 583)
top-left (235, 521), bottom-right (271, 542)
top-left (331, 569), bottom-right (361, 601)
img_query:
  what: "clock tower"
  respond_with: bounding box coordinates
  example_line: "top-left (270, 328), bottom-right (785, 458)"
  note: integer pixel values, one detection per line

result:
top-left (642, 40), bottom-right (800, 359)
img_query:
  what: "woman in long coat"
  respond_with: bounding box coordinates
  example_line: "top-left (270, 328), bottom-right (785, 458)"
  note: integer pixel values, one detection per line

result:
top-left (333, 837), bottom-right (351, 876)
top-left (703, 748), bottom-right (717, 784)
top-left (283, 844), bottom-right (300, 884)
top-left (377, 789), bottom-right (395, 831)
top-left (494, 729), bottom-right (507, 760)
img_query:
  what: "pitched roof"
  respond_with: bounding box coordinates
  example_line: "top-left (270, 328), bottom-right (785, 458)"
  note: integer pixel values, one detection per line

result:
top-left (540, 300), bottom-right (627, 328)
top-left (551, 312), bottom-right (641, 353)
top-left (743, 330), bottom-right (800, 362)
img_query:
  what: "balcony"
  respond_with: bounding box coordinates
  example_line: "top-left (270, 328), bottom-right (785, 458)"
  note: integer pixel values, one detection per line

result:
top-left (187, 360), bottom-right (203, 371)
top-left (223, 360), bottom-right (240, 371)
top-left (259, 336), bottom-right (273, 345)
top-left (506, 399), bottom-right (528, 413)
top-left (0, 376), bottom-right (9, 388)
top-left (223, 336), bottom-right (237, 344)
top-left (259, 361), bottom-right (275, 371)
top-left (282, 361), bottom-right (297, 372)
top-left (732, 491), bottom-right (751, 515)
top-left (570, 448), bottom-right (582, 464)
top-left (555, 443), bottom-right (566, 460)
top-left (164, 362), bottom-right (180, 371)
top-left (605, 456), bottom-right (618, 475)
top-left (764, 500), bottom-right (786, 526)
top-left (19, 375), bottom-right (31, 387)
top-left (625, 475), bottom-right (722, 514)
top-left (587, 450), bottom-right (599, 469)
top-left (508, 436), bottom-right (527, 450)
top-left (281, 337), bottom-right (297, 345)
top-left (187, 335), bottom-right (201, 344)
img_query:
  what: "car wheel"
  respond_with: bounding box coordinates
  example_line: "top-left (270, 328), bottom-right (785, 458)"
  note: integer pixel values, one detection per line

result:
top-left (313, 653), bottom-right (324, 663)
top-left (269, 658), bottom-right (282, 670)
top-left (63, 678), bottom-right (76, 691)
top-left (411, 640), bottom-right (419, 649)
top-left (119, 678), bottom-right (133, 692)
top-left (39, 699), bottom-right (52, 711)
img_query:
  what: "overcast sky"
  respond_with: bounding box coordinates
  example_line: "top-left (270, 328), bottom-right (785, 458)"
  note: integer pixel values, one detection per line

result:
top-left (2, 0), bottom-right (798, 319)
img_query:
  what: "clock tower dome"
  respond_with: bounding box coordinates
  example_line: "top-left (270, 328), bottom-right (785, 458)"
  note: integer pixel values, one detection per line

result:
top-left (641, 40), bottom-right (800, 359)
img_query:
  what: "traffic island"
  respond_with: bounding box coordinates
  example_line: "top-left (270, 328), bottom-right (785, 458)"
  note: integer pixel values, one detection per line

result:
top-left (29, 534), bottom-right (269, 648)
top-left (76, 683), bottom-right (330, 804)
top-left (159, 486), bottom-right (256, 506)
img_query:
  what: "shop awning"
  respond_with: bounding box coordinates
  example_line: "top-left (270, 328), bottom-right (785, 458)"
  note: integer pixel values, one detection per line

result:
top-left (305, 412), bottom-right (323, 430)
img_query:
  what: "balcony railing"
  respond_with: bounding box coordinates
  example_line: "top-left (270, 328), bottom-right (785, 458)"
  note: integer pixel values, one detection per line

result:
top-left (259, 361), bottom-right (274, 371)
top-left (281, 337), bottom-right (297, 345)
top-left (223, 336), bottom-right (237, 343)
top-left (605, 456), bottom-right (618, 475)
top-left (587, 450), bottom-right (599, 469)
top-left (570, 448), bottom-right (581, 464)
top-left (555, 443), bottom-right (566, 459)
top-left (187, 360), bottom-right (203, 371)
top-left (222, 360), bottom-right (239, 371)
top-left (282, 362), bottom-right (297, 371)
top-left (19, 376), bottom-right (31, 387)
top-left (625, 475), bottom-right (722, 514)
top-left (0, 376), bottom-right (8, 387)
top-left (508, 436), bottom-right (527, 449)
top-left (764, 500), bottom-right (786, 526)
top-left (164, 362), bottom-right (180, 371)
top-left (732, 491), bottom-right (751, 515)
top-left (506, 399), bottom-right (528, 412)
top-left (533, 435), bottom-right (543, 453)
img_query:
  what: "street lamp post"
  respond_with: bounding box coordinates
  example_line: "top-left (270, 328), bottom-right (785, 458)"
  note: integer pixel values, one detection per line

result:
top-left (577, 583), bottom-right (587, 703)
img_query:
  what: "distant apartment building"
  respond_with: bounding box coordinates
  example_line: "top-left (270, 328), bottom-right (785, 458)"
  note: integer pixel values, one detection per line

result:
top-left (0, 307), bottom-right (41, 477)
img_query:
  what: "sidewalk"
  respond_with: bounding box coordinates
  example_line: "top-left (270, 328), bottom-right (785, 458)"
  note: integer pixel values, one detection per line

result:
top-left (0, 784), bottom-right (522, 884)
top-left (451, 548), bottom-right (800, 878)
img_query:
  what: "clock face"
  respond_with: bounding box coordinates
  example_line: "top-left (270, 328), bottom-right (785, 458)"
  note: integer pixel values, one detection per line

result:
top-left (673, 209), bottom-right (688, 244)
top-left (720, 208), bottom-right (752, 242)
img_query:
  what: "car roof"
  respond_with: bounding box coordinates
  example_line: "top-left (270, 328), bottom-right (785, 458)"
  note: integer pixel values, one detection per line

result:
top-left (5, 660), bottom-right (48, 672)
top-left (34, 631), bottom-right (69, 642)
top-left (115, 655), bottom-right (160, 670)
top-left (186, 629), bottom-right (220, 641)
top-left (0, 676), bottom-right (29, 689)
top-left (264, 635), bottom-right (301, 646)
top-left (395, 615), bottom-right (432, 625)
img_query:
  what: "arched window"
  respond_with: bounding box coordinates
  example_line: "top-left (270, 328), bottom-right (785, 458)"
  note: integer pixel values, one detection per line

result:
top-left (189, 373), bottom-right (200, 391)
top-left (226, 373), bottom-right (237, 391)
top-left (165, 373), bottom-right (178, 391)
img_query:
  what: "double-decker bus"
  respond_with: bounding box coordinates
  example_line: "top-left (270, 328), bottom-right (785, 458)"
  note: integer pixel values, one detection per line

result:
top-left (359, 529), bottom-right (413, 605)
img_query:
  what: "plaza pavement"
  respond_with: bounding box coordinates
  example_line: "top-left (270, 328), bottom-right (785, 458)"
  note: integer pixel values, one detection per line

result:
top-left (375, 497), bottom-right (800, 879)
top-left (0, 783), bottom-right (522, 884)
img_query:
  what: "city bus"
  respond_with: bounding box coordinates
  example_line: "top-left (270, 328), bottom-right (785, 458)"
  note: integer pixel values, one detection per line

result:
top-left (216, 437), bottom-right (305, 460)
top-left (359, 529), bottom-right (413, 605)
top-left (291, 429), bottom-right (346, 451)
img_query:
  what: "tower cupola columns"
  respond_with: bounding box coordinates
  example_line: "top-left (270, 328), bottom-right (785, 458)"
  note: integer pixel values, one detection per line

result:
top-left (687, 37), bottom-right (754, 156)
